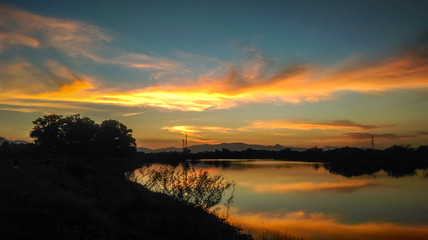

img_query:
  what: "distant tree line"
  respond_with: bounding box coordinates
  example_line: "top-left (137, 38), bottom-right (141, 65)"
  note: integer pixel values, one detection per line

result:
top-left (137, 145), bottom-right (428, 177)
top-left (139, 145), bottom-right (428, 162)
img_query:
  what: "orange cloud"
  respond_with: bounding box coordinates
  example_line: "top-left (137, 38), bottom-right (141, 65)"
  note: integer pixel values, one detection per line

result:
top-left (2, 53), bottom-right (427, 113)
top-left (239, 120), bottom-right (380, 131)
top-left (74, 49), bottom-right (428, 111)
top-left (117, 49), bottom-right (428, 111)
top-left (0, 61), bottom-right (98, 106)
top-left (0, 61), bottom-right (102, 112)
top-left (0, 106), bottom-right (39, 113)
top-left (231, 210), bottom-right (428, 240)
top-left (162, 125), bottom-right (232, 134)
top-left (189, 138), bottom-right (219, 144)
top-left (121, 112), bottom-right (144, 117)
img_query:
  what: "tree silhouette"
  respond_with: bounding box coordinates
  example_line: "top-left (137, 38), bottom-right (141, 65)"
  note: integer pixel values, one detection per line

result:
top-left (30, 114), bottom-right (66, 157)
top-left (96, 119), bottom-right (136, 157)
top-left (62, 115), bottom-right (99, 156)
top-left (30, 114), bottom-right (136, 158)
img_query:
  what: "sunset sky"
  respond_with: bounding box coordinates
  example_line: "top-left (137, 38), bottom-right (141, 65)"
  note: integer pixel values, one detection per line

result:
top-left (1, 0), bottom-right (428, 149)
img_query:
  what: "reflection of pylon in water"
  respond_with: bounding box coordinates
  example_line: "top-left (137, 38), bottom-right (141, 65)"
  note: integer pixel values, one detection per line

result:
top-left (182, 133), bottom-right (188, 153)
top-left (371, 135), bottom-right (375, 149)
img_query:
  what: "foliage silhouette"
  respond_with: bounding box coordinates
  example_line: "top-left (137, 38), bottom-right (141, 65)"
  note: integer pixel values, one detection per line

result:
top-left (96, 119), bottom-right (136, 157)
top-left (128, 165), bottom-right (235, 212)
top-left (30, 114), bottom-right (136, 158)
top-left (62, 114), bottom-right (99, 156)
top-left (30, 113), bottom-right (65, 157)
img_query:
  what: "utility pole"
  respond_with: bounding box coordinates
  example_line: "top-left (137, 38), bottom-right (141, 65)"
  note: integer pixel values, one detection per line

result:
top-left (183, 133), bottom-right (188, 153)
top-left (371, 135), bottom-right (375, 149)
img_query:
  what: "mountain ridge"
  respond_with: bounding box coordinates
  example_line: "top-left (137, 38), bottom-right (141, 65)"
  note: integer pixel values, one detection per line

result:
top-left (0, 137), bottom-right (28, 145)
top-left (138, 142), bottom-right (307, 153)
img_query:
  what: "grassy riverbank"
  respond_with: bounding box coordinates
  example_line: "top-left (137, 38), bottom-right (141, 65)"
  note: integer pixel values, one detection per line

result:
top-left (0, 159), bottom-right (250, 240)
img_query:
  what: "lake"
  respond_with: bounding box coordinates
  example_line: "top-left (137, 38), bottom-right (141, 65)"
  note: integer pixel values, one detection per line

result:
top-left (141, 159), bottom-right (428, 240)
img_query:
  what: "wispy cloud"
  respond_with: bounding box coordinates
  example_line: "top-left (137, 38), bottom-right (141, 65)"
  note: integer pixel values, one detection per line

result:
top-left (118, 37), bottom-right (428, 111)
top-left (0, 106), bottom-right (39, 113)
top-left (0, 32), bottom-right (40, 51)
top-left (0, 6), bottom-right (178, 71)
top-left (189, 138), bottom-right (219, 144)
top-left (416, 131), bottom-right (428, 136)
top-left (2, 5), bottom-right (428, 112)
top-left (121, 112), bottom-right (144, 117)
top-left (0, 6), bottom-right (110, 53)
top-left (0, 61), bottom-right (95, 96)
top-left (0, 60), bottom-right (102, 111)
top-left (239, 120), bottom-right (382, 131)
top-left (79, 44), bottom-right (428, 111)
top-left (162, 125), bottom-right (232, 134)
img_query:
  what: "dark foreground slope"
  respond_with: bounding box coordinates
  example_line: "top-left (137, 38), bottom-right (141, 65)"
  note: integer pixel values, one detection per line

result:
top-left (0, 160), bottom-right (250, 240)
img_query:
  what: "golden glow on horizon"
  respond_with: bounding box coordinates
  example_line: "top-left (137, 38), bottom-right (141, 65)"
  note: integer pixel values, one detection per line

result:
top-left (2, 52), bottom-right (427, 113)
top-left (162, 125), bottom-right (232, 134)
top-left (239, 120), bottom-right (380, 131)
top-left (3, 56), bottom-right (428, 113)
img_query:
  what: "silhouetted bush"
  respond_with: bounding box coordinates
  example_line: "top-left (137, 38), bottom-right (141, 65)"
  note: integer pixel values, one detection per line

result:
top-left (129, 165), bottom-right (235, 212)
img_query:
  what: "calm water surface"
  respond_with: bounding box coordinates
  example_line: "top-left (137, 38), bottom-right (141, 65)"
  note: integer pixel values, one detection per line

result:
top-left (151, 159), bottom-right (428, 240)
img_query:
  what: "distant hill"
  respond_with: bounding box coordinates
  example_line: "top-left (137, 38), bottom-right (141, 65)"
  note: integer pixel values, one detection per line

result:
top-left (0, 137), bottom-right (28, 145)
top-left (138, 142), bottom-right (306, 153)
top-left (137, 146), bottom-right (183, 153)
top-left (322, 146), bottom-right (340, 151)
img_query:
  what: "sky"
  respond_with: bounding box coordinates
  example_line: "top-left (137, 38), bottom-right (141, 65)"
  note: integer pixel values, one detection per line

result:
top-left (1, 0), bottom-right (428, 149)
